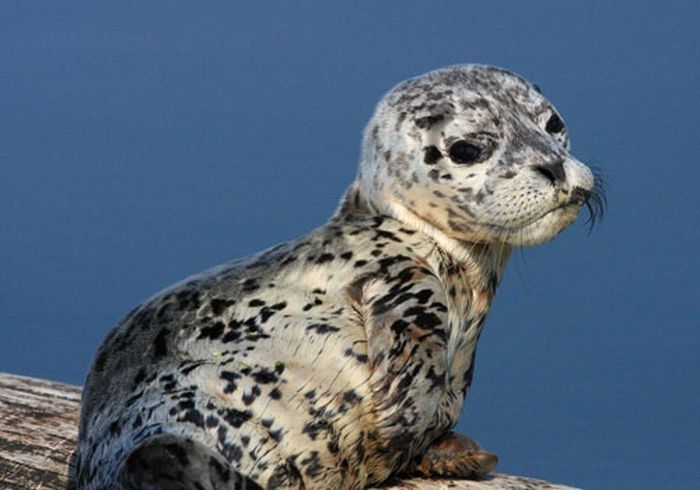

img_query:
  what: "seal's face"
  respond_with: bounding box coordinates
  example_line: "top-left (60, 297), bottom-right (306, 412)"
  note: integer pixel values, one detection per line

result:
top-left (360, 65), bottom-right (598, 246)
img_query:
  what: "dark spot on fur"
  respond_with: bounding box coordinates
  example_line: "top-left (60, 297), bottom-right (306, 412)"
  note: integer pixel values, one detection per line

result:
top-left (391, 319), bottom-right (411, 336)
top-left (423, 145), bottom-right (442, 164)
top-left (404, 306), bottom-right (442, 330)
top-left (153, 328), bottom-right (169, 359)
top-left (220, 371), bottom-right (241, 394)
top-left (301, 450), bottom-right (323, 477)
top-left (210, 298), bottom-right (234, 316)
top-left (219, 440), bottom-right (243, 464)
top-left (108, 420), bottom-right (122, 437)
top-left (342, 390), bottom-right (362, 406)
top-left (327, 439), bottom-right (340, 454)
top-left (344, 348), bottom-right (368, 364)
top-left (302, 420), bottom-right (333, 441)
top-left (242, 385), bottom-right (261, 405)
top-left (181, 409), bottom-right (205, 428)
top-left (316, 253), bottom-right (335, 264)
top-left (252, 368), bottom-right (278, 384)
top-left (306, 323), bottom-right (340, 335)
top-left (242, 279), bottom-right (259, 292)
top-left (180, 361), bottom-right (205, 376)
top-left (198, 321), bottom-right (225, 340)
top-left (220, 408), bottom-right (252, 428)
top-left (132, 368), bottom-right (146, 386)
top-left (270, 428), bottom-right (284, 442)
top-left (415, 114), bottom-right (444, 129)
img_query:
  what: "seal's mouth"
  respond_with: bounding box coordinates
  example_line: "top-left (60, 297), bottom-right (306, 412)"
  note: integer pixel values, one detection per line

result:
top-left (526, 178), bottom-right (606, 233)
top-left (538, 167), bottom-right (607, 233)
top-left (491, 204), bottom-right (581, 246)
top-left (479, 174), bottom-right (606, 246)
top-left (486, 204), bottom-right (578, 234)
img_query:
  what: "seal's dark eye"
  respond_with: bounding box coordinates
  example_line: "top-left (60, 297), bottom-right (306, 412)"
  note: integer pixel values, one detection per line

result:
top-left (448, 140), bottom-right (482, 164)
top-left (546, 113), bottom-right (565, 134)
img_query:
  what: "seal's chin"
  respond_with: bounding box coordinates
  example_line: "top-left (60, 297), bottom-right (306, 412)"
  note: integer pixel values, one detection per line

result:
top-left (494, 204), bottom-right (582, 247)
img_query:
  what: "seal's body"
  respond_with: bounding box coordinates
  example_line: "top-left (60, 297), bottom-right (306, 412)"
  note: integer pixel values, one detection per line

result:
top-left (76, 65), bottom-right (602, 489)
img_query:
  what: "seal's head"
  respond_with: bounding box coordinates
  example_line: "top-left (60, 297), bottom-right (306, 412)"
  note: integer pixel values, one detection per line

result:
top-left (357, 64), bottom-right (603, 249)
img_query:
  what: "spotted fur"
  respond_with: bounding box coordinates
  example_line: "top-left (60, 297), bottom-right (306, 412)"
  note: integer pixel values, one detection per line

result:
top-left (75, 65), bottom-right (599, 489)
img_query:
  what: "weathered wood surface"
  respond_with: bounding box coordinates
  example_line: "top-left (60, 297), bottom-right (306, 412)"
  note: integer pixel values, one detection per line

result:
top-left (0, 372), bottom-right (578, 489)
top-left (0, 373), bottom-right (80, 489)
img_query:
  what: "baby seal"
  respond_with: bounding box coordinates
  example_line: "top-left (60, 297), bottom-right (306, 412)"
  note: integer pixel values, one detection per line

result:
top-left (75, 64), bottom-right (603, 489)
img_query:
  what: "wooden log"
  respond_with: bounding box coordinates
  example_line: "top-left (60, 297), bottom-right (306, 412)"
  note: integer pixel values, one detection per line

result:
top-left (0, 372), bottom-right (80, 489)
top-left (0, 372), bottom-right (577, 489)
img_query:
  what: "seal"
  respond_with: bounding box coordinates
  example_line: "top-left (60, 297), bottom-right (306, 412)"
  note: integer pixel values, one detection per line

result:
top-left (75, 64), bottom-right (604, 489)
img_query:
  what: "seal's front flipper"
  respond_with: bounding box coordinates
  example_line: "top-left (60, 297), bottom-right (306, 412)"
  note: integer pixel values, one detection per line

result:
top-left (408, 432), bottom-right (498, 479)
top-left (118, 434), bottom-right (261, 490)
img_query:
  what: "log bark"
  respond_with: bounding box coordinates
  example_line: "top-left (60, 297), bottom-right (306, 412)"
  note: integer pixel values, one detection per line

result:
top-left (0, 373), bottom-right (80, 489)
top-left (0, 372), bottom-right (577, 489)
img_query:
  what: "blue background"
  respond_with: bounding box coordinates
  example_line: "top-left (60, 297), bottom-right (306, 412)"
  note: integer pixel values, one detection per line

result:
top-left (1, 2), bottom-right (698, 488)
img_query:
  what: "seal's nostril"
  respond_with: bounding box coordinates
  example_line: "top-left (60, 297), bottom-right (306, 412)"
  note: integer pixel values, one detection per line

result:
top-left (533, 162), bottom-right (566, 186)
top-left (534, 165), bottom-right (555, 184)
top-left (571, 186), bottom-right (592, 204)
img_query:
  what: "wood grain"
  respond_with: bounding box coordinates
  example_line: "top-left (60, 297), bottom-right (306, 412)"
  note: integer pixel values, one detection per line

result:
top-left (0, 373), bottom-right (80, 489)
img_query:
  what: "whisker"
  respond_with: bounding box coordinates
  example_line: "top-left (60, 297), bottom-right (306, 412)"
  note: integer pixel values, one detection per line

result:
top-left (583, 165), bottom-right (607, 234)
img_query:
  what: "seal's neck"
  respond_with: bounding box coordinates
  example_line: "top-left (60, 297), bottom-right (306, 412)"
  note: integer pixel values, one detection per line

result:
top-left (334, 180), bottom-right (374, 216)
top-left (334, 180), bottom-right (511, 292)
